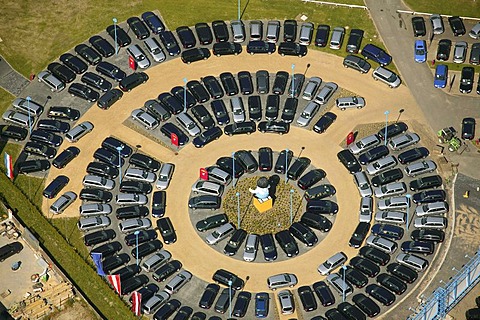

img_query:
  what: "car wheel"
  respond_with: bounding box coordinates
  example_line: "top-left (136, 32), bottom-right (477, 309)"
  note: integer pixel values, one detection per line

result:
top-left (250, 52), bottom-right (254, 55)
top-left (341, 107), bottom-right (346, 111)
top-left (298, 55), bottom-right (303, 58)
top-left (281, 53), bottom-right (285, 56)
top-left (357, 106), bottom-right (363, 109)
top-left (279, 132), bottom-right (284, 135)
top-left (247, 131), bottom-right (252, 135)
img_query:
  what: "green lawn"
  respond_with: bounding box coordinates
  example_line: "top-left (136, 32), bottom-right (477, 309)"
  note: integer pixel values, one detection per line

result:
top-left (403, 0), bottom-right (480, 17)
top-left (0, 88), bottom-right (13, 115)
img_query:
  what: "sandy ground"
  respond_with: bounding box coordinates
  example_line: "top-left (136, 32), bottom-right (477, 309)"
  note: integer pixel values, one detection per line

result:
top-left (41, 51), bottom-right (430, 319)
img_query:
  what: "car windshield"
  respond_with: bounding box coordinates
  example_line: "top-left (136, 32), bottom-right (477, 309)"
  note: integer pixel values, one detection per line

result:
top-left (435, 72), bottom-right (445, 80)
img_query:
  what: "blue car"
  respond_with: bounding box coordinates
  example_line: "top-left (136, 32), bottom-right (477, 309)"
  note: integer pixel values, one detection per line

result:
top-left (434, 64), bottom-right (448, 88)
top-left (255, 292), bottom-right (269, 318)
top-left (414, 40), bottom-right (427, 63)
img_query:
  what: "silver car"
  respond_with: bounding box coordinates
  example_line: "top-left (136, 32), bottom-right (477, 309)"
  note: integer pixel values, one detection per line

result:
top-left (349, 134), bottom-right (380, 155)
top-left (453, 41), bottom-right (468, 63)
top-left (144, 37), bottom-right (166, 62)
top-left (278, 290), bottom-right (295, 315)
top-left (414, 216), bottom-right (447, 229)
top-left (366, 156), bottom-right (397, 175)
top-left (82, 175), bottom-right (115, 190)
top-left (430, 14), bottom-right (444, 35)
top-left (65, 121), bottom-right (94, 143)
top-left (206, 223), bottom-right (235, 245)
top-left (366, 235), bottom-right (397, 253)
top-left (230, 97), bottom-right (245, 123)
top-left (359, 196), bottom-right (373, 223)
top-left (243, 234), bottom-right (259, 262)
top-left (377, 196), bottom-right (410, 210)
top-left (404, 160), bottom-right (436, 177)
top-left (301, 77), bottom-right (322, 101)
top-left (374, 210), bottom-right (406, 225)
top-left (115, 193), bottom-right (148, 206)
top-left (296, 101), bottom-right (319, 127)
top-left (374, 182), bottom-right (407, 198)
top-left (372, 66), bottom-right (401, 88)
top-left (336, 96), bottom-right (366, 111)
top-left (125, 167), bottom-right (156, 183)
top-left (415, 201), bottom-right (449, 216)
top-left (77, 215), bottom-right (111, 231)
top-left (131, 109), bottom-right (159, 130)
top-left (79, 203), bottom-right (112, 216)
top-left (317, 252), bottom-right (347, 275)
top-left (388, 132), bottom-right (420, 150)
top-left (118, 218), bottom-right (152, 233)
top-left (267, 273), bottom-right (298, 290)
top-left (176, 112), bottom-right (200, 136)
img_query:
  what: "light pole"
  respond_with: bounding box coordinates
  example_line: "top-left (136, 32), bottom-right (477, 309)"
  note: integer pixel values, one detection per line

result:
top-left (342, 265), bottom-right (347, 302)
top-left (290, 189), bottom-right (294, 224)
top-left (228, 279), bottom-right (233, 318)
top-left (113, 18), bottom-right (118, 55)
top-left (236, 192), bottom-right (241, 228)
top-left (406, 194), bottom-right (411, 229)
top-left (183, 77), bottom-right (187, 112)
top-left (232, 152), bottom-right (236, 187)
top-left (291, 64), bottom-right (295, 97)
top-left (298, 146), bottom-right (305, 159)
top-left (237, 0), bottom-right (241, 20)
top-left (285, 149), bottom-right (289, 183)
top-left (26, 96), bottom-right (32, 135)
top-left (44, 95), bottom-right (51, 107)
top-left (116, 145), bottom-right (124, 183)
top-left (384, 110), bottom-right (390, 145)
top-left (134, 230), bottom-right (140, 266)
top-left (303, 63), bottom-right (311, 77)
top-left (396, 108), bottom-right (405, 123)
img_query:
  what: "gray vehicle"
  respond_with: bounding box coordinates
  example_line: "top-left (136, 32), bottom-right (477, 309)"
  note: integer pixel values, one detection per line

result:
top-left (366, 156), bottom-right (398, 175)
top-left (65, 121), bottom-right (94, 143)
top-left (266, 20), bottom-right (281, 43)
top-left (192, 181), bottom-right (224, 197)
top-left (267, 273), bottom-right (298, 290)
top-left (396, 253), bottom-right (429, 272)
top-left (343, 55), bottom-right (371, 74)
top-left (125, 167), bottom-right (156, 183)
top-left (118, 218), bottom-right (152, 233)
top-left (243, 234), bottom-right (259, 262)
top-left (127, 44), bottom-right (150, 69)
top-left (374, 182), bottom-right (407, 198)
top-left (470, 22), bottom-right (480, 39)
top-left (318, 252), bottom-right (348, 275)
top-left (82, 175), bottom-right (115, 190)
top-left (278, 290), bottom-right (295, 315)
top-left (164, 270), bottom-right (192, 294)
top-left (453, 41), bottom-right (468, 63)
top-left (143, 37), bottom-right (166, 62)
top-left (372, 67), bottom-right (401, 88)
top-left (176, 112), bottom-right (200, 136)
top-left (38, 71), bottom-right (65, 92)
top-left (366, 235), bottom-right (398, 254)
top-left (115, 193), bottom-right (148, 206)
top-left (131, 109), bottom-right (159, 130)
top-left (299, 22), bottom-right (314, 46)
top-left (377, 196), bottom-right (410, 210)
top-left (206, 223), bottom-right (235, 245)
top-left (374, 211), bottom-right (406, 225)
top-left (77, 216), bottom-right (111, 231)
top-left (250, 20), bottom-right (264, 41)
top-left (359, 196), bottom-right (373, 223)
top-left (296, 101), bottom-right (320, 127)
top-left (79, 203), bottom-right (112, 216)
top-left (349, 134), bottom-right (380, 155)
top-left (156, 163), bottom-right (174, 190)
top-left (388, 132), bottom-right (420, 150)
top-left (404, 160), bottom-right (436, 177)
top-left (415, 201), bottom-right (449, 216)
top-left (336, 96), bottom-right (366, 110)
top-left (2, 110), bottom-right (35, 128)
top-left (231, 20), bottom-right (246, 43)
top-left (430, 14), bottom-right (444, 35)
top-left (50, 191), bottom-right (77, 215)
top-left (314, 82), bottom-right (338, 105)
top-left (13, 98), bottom-right (43, 116)
top-left (326, 273), bottom-right (353, 297)
top-left (353, 171), bottom-right (373, 197)
top-left (301, 77), bottom-right (322, 101)
top-left (414, 216), bottom-right (447, 229)
top-left (329, 27), bottom-right (345, 49)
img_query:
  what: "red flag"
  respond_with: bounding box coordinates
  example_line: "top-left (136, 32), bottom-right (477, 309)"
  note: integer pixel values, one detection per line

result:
top-left (128, 56), bottom-right (137, 71)
top-left (131, 291), bottom-right (142, 316)
top-left (200, 168), bottom-right (208, 181)
top-left (107, 274), bottom-right (121, 295)
top-left (346, 132), bottom-right (355, 146)
top-left (171, 133), bottom-right (179, 147)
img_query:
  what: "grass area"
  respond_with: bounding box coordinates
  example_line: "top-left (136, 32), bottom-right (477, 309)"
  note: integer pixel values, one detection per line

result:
top-left (0, 88), bottom-right (14, 115)
top-left (50, 217), bottom-right (90, 260)
top-left (403, 0), bottom-right (480, 17)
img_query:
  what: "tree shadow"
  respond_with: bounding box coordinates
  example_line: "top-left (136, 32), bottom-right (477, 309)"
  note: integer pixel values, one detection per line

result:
top-left (268, 175), bottom-right (280, 205)
top-left (240, 0), bottom-right (251, 20)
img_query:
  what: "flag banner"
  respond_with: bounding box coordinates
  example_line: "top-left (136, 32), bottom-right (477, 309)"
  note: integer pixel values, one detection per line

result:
top-left (129, 55), bottom-right (137, 71)
top-left (91, 252), bottom-right (106, 276)
top-left (171, 133), bottom-right (179, 147)
top-left (200, 168), bottom-right (208, 180)
top-left (107, 274), bottom-right (121, 295)
top-left (4, 153), bottom-right (13, 180)
top-left (346, 132), bottom-right (355, 146)
top-left (131, 291), bottom-right (142, 316)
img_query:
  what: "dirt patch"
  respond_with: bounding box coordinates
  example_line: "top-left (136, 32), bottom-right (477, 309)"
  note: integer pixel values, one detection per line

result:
top-left (48, 298), bottom-right (98, 320)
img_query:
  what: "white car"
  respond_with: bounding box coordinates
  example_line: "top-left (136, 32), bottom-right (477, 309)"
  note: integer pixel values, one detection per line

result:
top-left (243, 234), bottom-right (259, 262)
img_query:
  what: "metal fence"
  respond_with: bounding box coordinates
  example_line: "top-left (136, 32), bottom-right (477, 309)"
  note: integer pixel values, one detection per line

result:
top-left (408, 248), bottom-right (480, 320)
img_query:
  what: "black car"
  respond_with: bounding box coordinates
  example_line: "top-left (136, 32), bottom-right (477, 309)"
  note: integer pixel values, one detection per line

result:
top-left (460, 66), bottom-right (474, 94)
top-left (298, 169), bottom-right (326, 190)
top-left (171, 86), bottom-right (197, 109)
top-left (181, 48), bottom-right (211, 64)
top-left (43, 175), bottom-right (69, 199)
top-left (86, 161), bottom-right (119, 179)
top-left (47, 62), bottom-right (76, 83)
top-left (89, 35), bottom-right (115, 58)
top-left (0, 125), bottom-right (28, 141)
top-left (411, 17), bottom-right (427, 37)
top-left (142, 11), bottom-right (165, 34)
top-left (220, 72), bottom-right (239, 96)
top-left (339, 266), bottom-right (368, 288)
top-left (359, 246), bottom-right (390, 266)
top-left (401, 240), bottom-right (435, 256)
top-left (238, 71), bottom-right (254, 95)
top-left (306, 199), bottom-right (338, 215)
top-left (265, 94), bottom-right (280, 120)
top-left (289, 222), bottom-right (318, 246)
top-left (68, 83), bottom-right (99, 102)
top-left (246, 41), bottom-right (276, 54)
top-left (436, 39), bottom-right (452, 61)
top-left (275, 230), bottom-right (299, 257)
top-left (196, 213), bottom-right (228, 232)
top-left (116, 205), bottom-right (149, 220)
top-left (371, 168), bottom-right (403, 187)
top-left (127, 17), bottom-right (150, 40)
top-left (300, 212), bottom-right (332, 232)
top-left (313, 112), bottom-right (337, 134)
top-left (131, 239), bottom-right (163, 259)
top-left (0, 242), bottom-right (23, 262)
top-left (278, 42), bottom-right (308, 57)
top-left (305, 184), bottom-right (336, 201)
top-left (91, 241), bottom-right (122, 258)
top-left (75, 44), bottom-right (102, 65)
top-left (298, 286), bottom-right (317, 312)
top-left (287, 157), bottom-right (311, 180)
top-left (386, 263), bottom-right (418, 284)
top-left (409, 175), bottom-right (442, 191)
top-left (102, 137), bottom-right (132, 157)
top-left (119, 181), bottom-right (152, 194)
top-left (176, 26), bottom-right (197, 48)
top-left (37, 119), bottom-right (70, 133)
top-left (30, 129), bottom-right (62, 147)
top-left (191, 311), bottom-right (207, 320)
top-left (281, 97), bottom-right (298, 123)
top-left (350, 256), bottom-right (380, 278)
top-left (193, 126), bottom-right (223, 148)
top-left (338, 302), bottom-right (366, 320)
top-left (79, 188), bottom-right (113, 203)
top-left (283, 20), bottom-right (297, 42)
top-left (60, 53), bottom-right (88, 74)
top-left (260, 233), bottom-right (277, 261)
top-left (106, 24), bottom-right (131, 47)
top-left (358, 145), bottom-right (389, 165)
top-left (122, 275), bottom-right (149, 296)
top-left (152, 260), bottom-right (182, 282)
top-left (377, 273), bottom-right (407, 295)
top-left (366, 284), bottom-right (395, 306)
top-left (195, 22), bottom-right (213, 45)
top-left (154, 299), bottom-right (181, 319)
top-left (398, 147), bottom-right (429, 164)
top-left (216, 156), bottom-right (244, 178)
top-left (377, 121), bottom-right (408, 140)
top-left (84, 229), bottom-right (116, 247)
top-left (462, 117), bottom-right (476, 140)
top-left (47, 106), bottom-right (80, 121)
top-left (199, 283), bottom-right (220, 309)
top-left (412, 189), bottom-right (446, 204)
top-left (119, 72), bottom-right (149, 92)
top-left (272, 71), bottom-right (289, 95)
top-left (151, 191), bottom-right (166, 218)
top-left (156, 217), bottom-right (176, 244)
top-left (247, 95), bottom-right (262, 121)
top-left (53, 146), bottom-right (80, 169)
top-left (346, 29), bottom-right (364, 53)
top-left (158, 92), bottom-right (184, 115)
top-left (159, 31), bottom-right (181, 56)
top-left (210, 100), bottom-right (229, 125)
top-left (257, 147), bottom-right (273, 172)
top-left (448, 16), bottom-right (466, 36)
top-left (93, 148), bottom-right (124, 167)
top-left (160, 123), bottom-right (189, 145)
top-left (81, 72), bottom-right (112, 92)
top-left (348, 222), bottom-right (371, 248)
top-left (224, 121), bottom-right (256, 136)
top-left (24, 141), bottom-right (56, 159)
top-left (352, 293), bottom-right (380, 318)
top-left (212, 20), bottom-right (229, 42)
top-left (371, 223), bottom-right (404, 240)
top-left (233, 291), bottom-right (251, 317)
top-left (315, 25), bottom-right (330, 47)
top-left (313, 281), bottom-right (335, 307)
top-left (411, 229), bottom-right (445, 243)
top-left (258, 121), bottom-right (290, 134)
top-left (212, 269), bottom-right (244, 290)
top-left (124, 229), bottom-right (158, 246)
top-left (17, 160), bottom-right (51, 174)
top-left (129, 153), bottom-right (161, 172)
top-left (95, 61), bottom-right (126, 82)
top-left (213, 42), bottom-right (242, 56)
top-left (337, 149), bottom-right (361, 173)
top-left (274, 149), bottom-right (293, 174)
top-left (202, 76), bottom-right (225, 99)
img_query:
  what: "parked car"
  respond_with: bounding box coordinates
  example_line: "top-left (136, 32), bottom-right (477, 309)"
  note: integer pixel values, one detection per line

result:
top-left (343, 55), bottom-right (371, 74)
top-left (315, 24), bottom-right (330, 47)
top-left (414, 40), bottom-right (427, 63)
top-left (260, 233), bottom-right (277, 261)
top-left (159, 31), bottom-right (181, 56)
top-left (337, 149), bottom-right (361, 173)
top-left (0, 125), bottom-right (27, 141)
top-left (106, 24), bottom-right (131, 47)
top-left (386, 263), bottom-right (418, 284)
top-left (448, 16), bottom-right (466, 36)
top-left (181, 48), bottom-right (211, 64)
top-left (289, 222), bottom-right (318, 247)
top-left (313, 112), bottom-right (337, 134)
top-left (278, 42), bottom-right (307, 57)
top-left (365, 284), bottom-right (395, 306)
top-left (75, 44), bottom-right (102, 65)
top-left (348, 222), bottom-right (371, 248)
top-left (81, 72), bottom-right (112, 92)
top-left (298, 169), bottom-right (326, 190)
top-left (68, 83), bottom-right (99, 102)
top-left (60, 53), bottom-right (88, 74)
top-left (411, 229), bottom-right (445, 243)
top-left (119, 72), bottom-right (149, 92)
top-left (436, 39), bottom-right (452, 61)
top-left (460, 66), bottom-right (474, 94)
top-left (372, 66), bottom-right (401, 88)
top-left (47, 62), bottom-right (75, 83)
top-left (350, 256), bottom-right (380, 277)
top-left (267, 273), bottom-right (298, 290)
top-left (89, 35), bottom-right (115, 57)
top-left (176, 26), bottom-right (197, 48)
top-left (346, 29), bottom-right (364, 53)
top-left (412, 16), bottom-right (426, 37)
top-left (95, 61), bottom-right (126, 82)
top-left (255, 292), bottom-right (270, 318)
top-left (318, 252), bottom-right (347, 275)
top-left (313, 281), bottom-right (335, 307)
top-left (275, 230), bottom-right (299, 257)
top-left (462, 117), bottom-right (476, 140)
